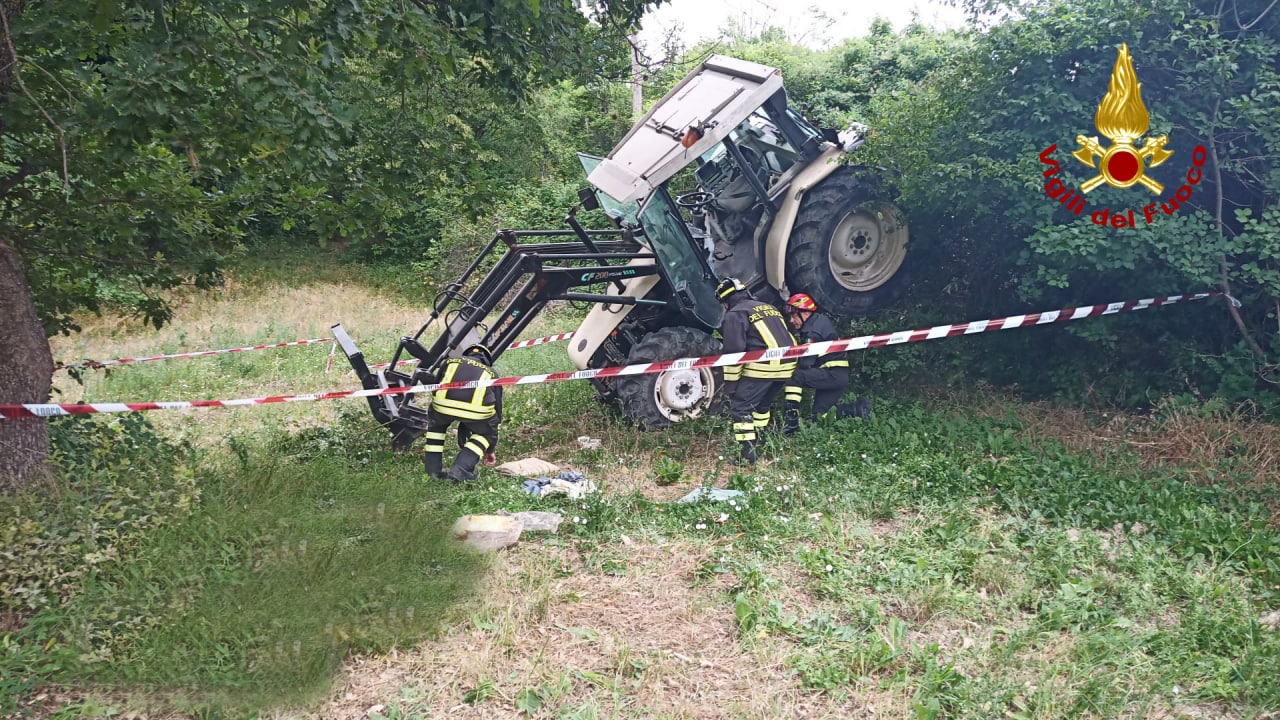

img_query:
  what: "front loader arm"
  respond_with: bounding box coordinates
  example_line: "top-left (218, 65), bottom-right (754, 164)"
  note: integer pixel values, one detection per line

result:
top-left (332, 225), bottom-right (666, 451)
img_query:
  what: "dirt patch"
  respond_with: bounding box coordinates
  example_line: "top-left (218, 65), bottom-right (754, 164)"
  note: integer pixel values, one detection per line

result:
top-left (1145, 701), bottom-right (1250, 719)
top-left (297, 539), bottom-right (908, 720)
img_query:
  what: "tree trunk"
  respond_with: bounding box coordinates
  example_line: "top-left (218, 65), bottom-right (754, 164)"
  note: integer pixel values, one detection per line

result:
top-left (1, 0), bottom-right (51, 491)
top-left (0, 236), bottom-right (54, 491)
top-left (630, 35), bottom-right (643, 120)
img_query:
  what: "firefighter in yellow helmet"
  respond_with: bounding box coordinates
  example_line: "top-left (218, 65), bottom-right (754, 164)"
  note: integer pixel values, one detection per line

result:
top-left (781, 292), bottom-right (870, 433)
top-left (717, 278), bottom-right (797, 465)
top-left (423, 344), bottom-right (503, 482)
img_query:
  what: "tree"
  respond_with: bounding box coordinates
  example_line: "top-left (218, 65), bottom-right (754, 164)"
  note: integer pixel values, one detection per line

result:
top-left (0, 0), bottom-right (655, 490)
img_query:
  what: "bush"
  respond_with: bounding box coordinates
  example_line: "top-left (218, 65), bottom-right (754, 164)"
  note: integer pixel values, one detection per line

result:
top-left (1, 415), bottom-right (198, 615)
top-left (0, 414), bottom-right (197, 714)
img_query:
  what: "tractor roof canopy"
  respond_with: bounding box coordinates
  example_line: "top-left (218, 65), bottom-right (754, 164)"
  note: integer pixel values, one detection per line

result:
top-left (587, 55), bottom-right (784, 203)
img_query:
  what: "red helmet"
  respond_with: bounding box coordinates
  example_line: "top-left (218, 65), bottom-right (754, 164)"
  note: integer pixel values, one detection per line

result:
top-left (786, 293), bottom-right (818, 312)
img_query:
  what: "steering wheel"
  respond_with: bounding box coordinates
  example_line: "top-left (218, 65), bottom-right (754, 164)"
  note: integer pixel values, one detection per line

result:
top-left (676, 191), bottom-right (716, 210)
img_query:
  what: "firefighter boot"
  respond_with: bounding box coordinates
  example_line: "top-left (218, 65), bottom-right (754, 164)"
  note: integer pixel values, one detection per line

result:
top-left (783, 402), bottom-right (801, 435)
top-left (447, 448), bottom-right (482, 482)
top-left (734, 440), bottom-right (759, 466)
top-left (423, 452), bottom-right (444, 479)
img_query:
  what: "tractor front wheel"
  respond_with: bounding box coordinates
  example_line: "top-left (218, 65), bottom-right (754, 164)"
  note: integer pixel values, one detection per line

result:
top-left (785, 170), bottom-right (909, 318)
top-left (615, 326), bottom-right (721, 429)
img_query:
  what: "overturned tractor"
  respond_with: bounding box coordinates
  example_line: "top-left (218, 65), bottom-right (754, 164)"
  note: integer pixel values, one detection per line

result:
top-left (333, 54), bottom-right (909, 448)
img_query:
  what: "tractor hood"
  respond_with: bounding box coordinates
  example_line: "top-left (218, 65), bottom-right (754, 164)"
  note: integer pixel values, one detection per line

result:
top-left (587, 55), bottom-right (784, 203)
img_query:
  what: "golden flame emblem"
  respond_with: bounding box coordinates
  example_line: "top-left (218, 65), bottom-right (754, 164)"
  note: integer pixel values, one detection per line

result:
top-left (1072, 43), bottom-right (1172, 194)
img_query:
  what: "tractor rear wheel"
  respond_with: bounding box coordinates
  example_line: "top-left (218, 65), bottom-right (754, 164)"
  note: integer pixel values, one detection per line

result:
top-left (785, 170), bottom-right (909, 318)
top-left (615, 326), bottom-right (721, 429)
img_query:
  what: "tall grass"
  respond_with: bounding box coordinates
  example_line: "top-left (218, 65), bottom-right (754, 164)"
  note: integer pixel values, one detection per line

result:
top-left (60, 426), bottom-right (484, 709)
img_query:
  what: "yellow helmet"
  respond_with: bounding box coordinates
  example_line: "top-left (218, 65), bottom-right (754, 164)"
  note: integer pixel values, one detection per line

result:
top-left (463, 343), bottom-right (494, 366)
top-left (716, 277), bottom-right (746, 300)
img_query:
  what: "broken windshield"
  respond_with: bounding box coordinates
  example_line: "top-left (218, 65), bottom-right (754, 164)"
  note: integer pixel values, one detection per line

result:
top-left (577, 153), bottom-right (640, 226)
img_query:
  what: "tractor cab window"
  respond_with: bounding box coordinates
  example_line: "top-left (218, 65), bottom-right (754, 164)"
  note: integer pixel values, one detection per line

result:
top-left (638, 190), bottom-right (724, 329)
top-left (729, 109), bottom-right (805, 185)
top-left (577, 153), bottom-right (640, 227)
top-left (694, 107), bottom-right (807, 206)
top-left (785, 108), bottom-right (825, 144)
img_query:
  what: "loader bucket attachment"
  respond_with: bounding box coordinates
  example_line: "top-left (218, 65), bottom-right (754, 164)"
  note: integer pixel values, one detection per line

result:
top-left (331, 323), bottom-right (431, 452)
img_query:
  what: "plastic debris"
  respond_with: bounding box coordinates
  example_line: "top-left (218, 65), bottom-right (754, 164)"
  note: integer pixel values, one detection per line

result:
top-left (677, 487), bottom-right (746, 504)
top-left (451, 514), bottom-right (522, 552)
top-left (521, 470), bottom-right (597, 499)
top-left (577, 435), bottom-right (603, 450)
top-left (499, 510), bottom-right (563, 533)
top-left (495, 457), bottom-right (561, 477)
top-left (1260, 611), bottom-right (1280, 632)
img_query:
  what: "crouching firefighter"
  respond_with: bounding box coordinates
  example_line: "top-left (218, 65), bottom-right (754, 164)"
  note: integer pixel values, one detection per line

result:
top-left (717, 278), bottom-right (797, 465)
top-left (781, 293), bottom-right (871, 432)
top-left (423, 344), bottom-right (503, 482)
top-left (781, 293), bottom-right (850, 433)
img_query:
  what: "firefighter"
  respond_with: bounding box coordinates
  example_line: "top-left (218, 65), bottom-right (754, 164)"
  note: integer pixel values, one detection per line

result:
top-left (781, 292), bottom-right (850, 433)
top-left (717, 277), bottom-right (797, 465)
top-left (423, 344), bottom-right (503, 482)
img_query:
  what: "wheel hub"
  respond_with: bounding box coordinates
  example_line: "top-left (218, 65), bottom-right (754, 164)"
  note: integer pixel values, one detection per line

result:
top-left (827, 202), bottom-right (908, 292)
top-left (653, 368), bottom-right (714, 421)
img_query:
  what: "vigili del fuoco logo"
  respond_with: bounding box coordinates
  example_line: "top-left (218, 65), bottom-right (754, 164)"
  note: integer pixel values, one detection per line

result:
top-left (1038, 43), bottom-right (1207, 228)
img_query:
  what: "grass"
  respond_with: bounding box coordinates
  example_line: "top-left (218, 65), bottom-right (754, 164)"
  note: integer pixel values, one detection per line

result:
top-left (61, 436), bottom-right (485, 710)
top-left (8, 251), bottom-right (1280, 719)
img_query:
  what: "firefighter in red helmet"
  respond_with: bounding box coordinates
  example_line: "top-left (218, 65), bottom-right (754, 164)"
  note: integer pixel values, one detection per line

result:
top-left (781, 292), bottom-right (870, 433)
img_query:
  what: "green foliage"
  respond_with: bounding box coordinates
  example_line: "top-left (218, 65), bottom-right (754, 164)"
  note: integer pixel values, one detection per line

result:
top-left (1, 0), bottom-right (651, 335)
top-left (1, 415), bottom-right (198, 614)
top-left (49, 409), bottom-right (484, 708)
top-left (855, 0), bottom-right (1280, 402)
top-left (0, 414), bottom-right (196, 715)
top-left (650, 455), bottom-right (684, 486)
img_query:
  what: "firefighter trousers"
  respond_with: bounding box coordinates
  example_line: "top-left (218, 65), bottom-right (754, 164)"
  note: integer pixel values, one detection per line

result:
top-left (784, 367), bottom-right (850, 418)
top-left (423, 407), bottom-right (499, 481)
top-left (729, 378), bottom-right (785, 461)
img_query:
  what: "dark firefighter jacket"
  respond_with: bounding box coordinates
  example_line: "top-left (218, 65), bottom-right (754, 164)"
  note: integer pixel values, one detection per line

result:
top-left (432, 357), bottom-right (503, 422)
top-left (795, 312), bottom-right (849, 371)
top-left (721, 293), bottom-right (798, 382)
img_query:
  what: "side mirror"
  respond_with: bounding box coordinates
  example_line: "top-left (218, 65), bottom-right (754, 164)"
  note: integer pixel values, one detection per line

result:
top-left (820, 127), bottom-right (840, 144)
top-left (578, 187), bottom-right (601, 211)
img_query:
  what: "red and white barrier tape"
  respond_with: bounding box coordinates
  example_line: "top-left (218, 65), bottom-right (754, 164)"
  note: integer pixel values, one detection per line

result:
top-left (507, 331), bottom-right (576, 349)
top-left (5, 293), bottom-right (1224, 420)
top-left (55, 337), bottom-right (335, 371)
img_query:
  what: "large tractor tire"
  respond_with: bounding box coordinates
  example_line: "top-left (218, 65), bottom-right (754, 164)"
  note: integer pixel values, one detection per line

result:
top-left (615, 326), bottom-right (722, 429)
top-left (785, 170), bottom-right (909, 318)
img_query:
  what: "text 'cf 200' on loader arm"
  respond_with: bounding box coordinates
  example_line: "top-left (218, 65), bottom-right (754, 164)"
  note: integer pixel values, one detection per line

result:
top-left (334, 54), bottom-right (911, 450)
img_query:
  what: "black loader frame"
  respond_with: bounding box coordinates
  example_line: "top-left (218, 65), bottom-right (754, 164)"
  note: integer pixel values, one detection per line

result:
top-left (332, 197), bottom-right (674, 451)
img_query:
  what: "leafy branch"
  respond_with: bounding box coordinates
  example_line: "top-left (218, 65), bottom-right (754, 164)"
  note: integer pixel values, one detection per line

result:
top-left (0, 2), bottom-right (67, 198)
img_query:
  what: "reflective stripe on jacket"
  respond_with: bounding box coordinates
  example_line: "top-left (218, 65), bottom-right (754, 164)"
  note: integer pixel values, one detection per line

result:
top-left (432, 357), bottom-right (498, 420)
top-left (721, 294), bottom-right (797, 381)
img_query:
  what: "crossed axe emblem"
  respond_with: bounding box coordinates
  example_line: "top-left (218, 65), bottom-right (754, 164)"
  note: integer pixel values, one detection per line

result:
top-left (1072, 135), bottom-right (1173, 194)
